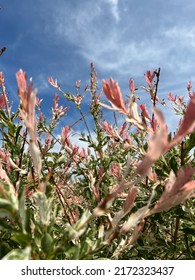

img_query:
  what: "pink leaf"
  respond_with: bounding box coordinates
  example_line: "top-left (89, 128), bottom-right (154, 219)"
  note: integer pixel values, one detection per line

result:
top-left (168, 92), bottom-right (176, 102)
top-left (167, 92), bottom-right (195, 150)
top-left (0, 95), bottom-right (6, 109)
top-left (16, 69), bottom-right (37, 142)
top-left (139, 104), bottom-right (151, 121)
top-left (102, 78), bottom-right (128, 114)
top-left (101, 121), bottom-right (114, 136)
top-left (129, 78), bottom-right (135, 93)
top-left (145, 70), bottom-right (155, 88)
top-left (137, 107), bottom-right (168, 176)
top-left (0, 72), bottom-right (4, 84)
top-left (29, 141), bottom-right (42, 175)
top-left (61, 126), bottom-right (71, 147)
top-left (48, 77), bottom-right (60, 89)
top-left (123, 187), bottom-right (138, 213)
top-left (187, 80), bottom-right (192, 92)
top-left (153, 166), bottom-right (195, 213)
top-left (16, 70), bottom-right (41, 175)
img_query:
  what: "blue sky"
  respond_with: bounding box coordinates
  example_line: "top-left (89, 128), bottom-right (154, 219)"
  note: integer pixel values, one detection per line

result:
top-left (0, 0), bottom-right (195, 139)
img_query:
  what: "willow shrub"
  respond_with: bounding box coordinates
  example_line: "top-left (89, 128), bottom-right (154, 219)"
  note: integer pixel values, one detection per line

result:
top-left (0, 65), bottom-right (194, 260)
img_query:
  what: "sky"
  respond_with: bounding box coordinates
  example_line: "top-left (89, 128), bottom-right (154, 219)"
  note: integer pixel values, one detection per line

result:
top-left (0, 0), bottom-right (195, 143)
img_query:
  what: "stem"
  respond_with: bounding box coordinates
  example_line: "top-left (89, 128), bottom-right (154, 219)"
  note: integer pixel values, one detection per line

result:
top-left (1, 81), bottom-right (11, 119)
top-left (153, 68), bottom-right (161, 107)
top-left (180, 140), bottom-right (185, 166)
top-left (16, 128), bottom-right (28, 184)
top-left (79, 109), bottom-right (93, 142)
top-left (151, 68), bottom-right (161, 128)
top-left (173, 217), bottom-right (180, 244)
top-left (69, 110), bottom-right (90, 129)
top-left (89, 63), bottom-right (104, 158)
top-left (176, 240), bottom-right (195, 259)
top-left (113, 111), bottom-right (118, 127)
top-left (55, 186), bottom-right (72, 225)
top-left (173, 139), bottom-right (185, 243)
top-left (57, 185), bottom-right (76, 225)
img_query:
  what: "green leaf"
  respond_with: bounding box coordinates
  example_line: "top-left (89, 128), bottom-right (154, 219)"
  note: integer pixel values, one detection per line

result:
top-left (33, 192), bottom-right (53, 227)
top-left (182, 227), bottom-right (195, 235)
top-left (41, 233), bottom-right (54, 254)
top-left (0, 218), bottom-right (19, 232)
top-left (0, 181), bottom-right (18, 209)
top-left (170, 156), bottom-right (178, 174)
top-left (0, 242), bottom-right (12, 259)
top-left (15, 125), bottom-right (23, 145)
top-left (0, 109), bottom-right (9, 122)
top-left (7, 121), bottom-right (16, 137)
top-left (65, 243), bottom-right (81, 260)
top-left (2, 247), bottom-right (31, 260)
top-left (24, 207), bottom-right (32, 234)
top-left (18, 188), bottom-right (27, 232)
top-left (66, 210), bottom-right (91, 240)
top-left (185, 133), bottom-right (195, 153)
top-left (11, 233), bottom-right (31, 247)
top-left (0, 199), bottom-right (19, 220)
top-left (1, 133), bottom-right (18, 153)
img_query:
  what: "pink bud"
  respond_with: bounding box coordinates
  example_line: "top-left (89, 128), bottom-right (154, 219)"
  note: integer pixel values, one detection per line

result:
top-left (48, 77), bottom-right (60, 89)
top-left (129, 79), bottom-right (135, 93)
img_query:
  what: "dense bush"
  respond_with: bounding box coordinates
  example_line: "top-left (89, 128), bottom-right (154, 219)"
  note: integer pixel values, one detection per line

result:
top-left (0, 64), bottom-right (194, 259)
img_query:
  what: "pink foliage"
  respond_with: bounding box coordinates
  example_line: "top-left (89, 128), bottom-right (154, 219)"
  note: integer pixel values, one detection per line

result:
top-left (74, 95), bottom-right (83, 105)
top-left (137, 107), bottom-right (168, 176)
top-left (137, 92), bottom-right (195, 177)
top-left (99, 78), bottom-right (128, 114)
top-left (187, 80), bottom-right (192, 92)
top-left (16, 69), bottom-right (42, 175)
top-left (61, 125), bottom-right (71, 147)
top-left (153, 167), bottom-right (195, 213)
top-left (145, 70), bottom-right (155, 88)
top-left (76, 80), bottom-right (81, 89)
top-left (48, 77), bottom-right (60, 90)
top-left (129, 78), bottom-right (135, 93)
top-left (123, 187), bottom-right (138, 213)
top-left (168, 92), bottom-right (176, 102)
top-left (0, 72), bottom-right (4, 84)
top-left (110, 163), bottom-right (122, 180)
top-left (0, 163), bottom-right (16, 195)
top-left (16, 69), bottom-right (37, 142)
top-left (0, 95), bottom-right (5, 109)
top-left (167, 92), bottom-right (195, 149)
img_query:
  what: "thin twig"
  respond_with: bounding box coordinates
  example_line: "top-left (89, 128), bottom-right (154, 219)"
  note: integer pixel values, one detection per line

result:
top-left (173, 217), bottom-right (180, 244)
top-left (69, 110), bottom-right (90, 129)
top-left (16, 128), bottom-right (28, 183)
top-left (151, 68), bottom-right (161, 127)
top-left (1, 79), bottom-right (11, 118)
top-left (55, 183), bottom-right (76, 225)
top-left (113, 111), bottom-right (118, 127)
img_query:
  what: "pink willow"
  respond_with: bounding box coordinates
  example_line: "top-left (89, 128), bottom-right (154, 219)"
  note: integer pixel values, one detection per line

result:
top-left (152, 167), bottom-right (195, 213)
top-left (137, 92), bottom-right (195, 177)
top-left (16, 69), bottom-right (42, 175)
top-left (48, 77), bottom-right (60, 90)
top-left (99, 78), bottom-right (128, 114)
top-left (136, 93), bottom-right (195, 211)
top-left (100, 78), bottom-right (145, 129)
top-left (145, 70), bottom-right (155, 88)
top-left (136, 107), bottom-right (168, 176)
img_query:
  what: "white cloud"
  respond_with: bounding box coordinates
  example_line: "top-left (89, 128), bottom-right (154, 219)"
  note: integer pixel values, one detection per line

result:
top-left (53, 5), bottom-right (157, 76)
top-left (164, 25), bottom-right (195, 47)
top-left (52, 1), bottom-right (194, 80)
top-left (47, 0), bottom-right (195, 110)
top-left (105, 0), bottom-right (120, 22)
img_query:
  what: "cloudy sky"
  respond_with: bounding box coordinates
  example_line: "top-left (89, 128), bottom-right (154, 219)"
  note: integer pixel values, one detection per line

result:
top-left (0, 0), bottom-right (195, 137)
